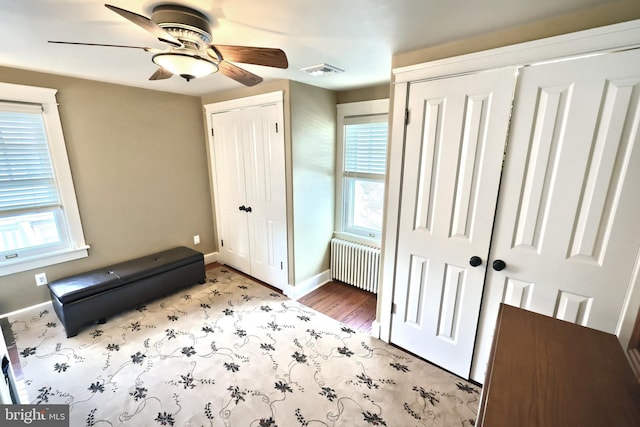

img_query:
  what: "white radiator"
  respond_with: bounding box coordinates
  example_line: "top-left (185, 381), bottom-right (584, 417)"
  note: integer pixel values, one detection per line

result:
top-left (330, 238), bottom-right (380, 294)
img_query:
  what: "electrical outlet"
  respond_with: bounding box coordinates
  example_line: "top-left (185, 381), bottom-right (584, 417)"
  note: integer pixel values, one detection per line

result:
top-left (35, 272), bottom-right (48, 286)
top-left (193, 234), bottom-right (200, 245)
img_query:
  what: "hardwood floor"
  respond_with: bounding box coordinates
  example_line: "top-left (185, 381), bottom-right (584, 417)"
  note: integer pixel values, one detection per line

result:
top-left (298, 280), bottom-right (377, 334)
top-left (207, 263), bottom-right (377, 334)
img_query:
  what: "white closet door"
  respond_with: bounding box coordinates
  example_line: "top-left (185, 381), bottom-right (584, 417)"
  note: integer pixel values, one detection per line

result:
top-left (211, 109), bottom-right (251, 274)
top-left (242, 105), bottom-right (288, 288)
top-left (471, 49), bottom-right (640, 382)
top-left (211, 103), bottom-right (288, 290)
top-left (390, 68), bottom-right (517, 378)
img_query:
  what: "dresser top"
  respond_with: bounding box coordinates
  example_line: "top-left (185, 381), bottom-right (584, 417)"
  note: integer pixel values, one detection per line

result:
top-left (478, 304), bottom-right (640, 426)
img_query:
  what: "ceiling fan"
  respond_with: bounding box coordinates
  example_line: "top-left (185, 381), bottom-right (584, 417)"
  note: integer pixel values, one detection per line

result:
top-left (48, 3), bottom-right (289, 86)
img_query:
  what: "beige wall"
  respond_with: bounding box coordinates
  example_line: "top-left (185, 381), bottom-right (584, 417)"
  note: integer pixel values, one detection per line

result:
top-left (0, 67), bottom-right (214, 314)
top-left (200, 80), bottom-right (290, 106)
top-left (336, 84), bottom-right (390, 104)
top-left (393, 0), bottom-right (640, 69)
top-left (289, 82), bottom-right (337, 284)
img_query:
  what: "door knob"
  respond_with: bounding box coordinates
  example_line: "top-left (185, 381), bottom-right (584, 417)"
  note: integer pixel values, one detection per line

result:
top-left (469, 256), bottom-right (482, 267)
top-left (246, 206), bottom-right (252, 213)
top-left (239, 205), bottom-right (246, 211)
top-left (492, 259), bottom-right (506, 271)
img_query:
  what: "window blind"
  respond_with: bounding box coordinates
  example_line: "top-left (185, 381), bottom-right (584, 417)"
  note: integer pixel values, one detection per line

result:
top-left (344, 121), bottom-right (388, 175)
top-left (0, 107), bottom-right (60, 213)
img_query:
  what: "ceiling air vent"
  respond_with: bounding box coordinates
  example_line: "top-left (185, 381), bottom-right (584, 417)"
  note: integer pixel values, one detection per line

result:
top-left (300, 63), bottom-right (344, 76)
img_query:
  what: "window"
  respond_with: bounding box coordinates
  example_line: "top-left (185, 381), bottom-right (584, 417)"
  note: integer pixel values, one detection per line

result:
top-left (0, 82), bottom-right (88, 276)
top-left (336, 99), bottom-right (389, 242)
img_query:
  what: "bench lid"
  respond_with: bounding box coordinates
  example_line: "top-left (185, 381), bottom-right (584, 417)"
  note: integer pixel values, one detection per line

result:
top-left (115, 246), bottom-right (202, 283)
top-left (49, 270), bottom-right (122, 303)
top-left (48, 247), bottom-right (203, 303)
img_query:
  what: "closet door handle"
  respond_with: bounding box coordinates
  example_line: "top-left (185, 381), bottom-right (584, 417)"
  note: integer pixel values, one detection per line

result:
top-left (492, 259), bottom-right (506, 271)
top-left (469, 256), bottom-right (482, 267)
top-left (246, 206), bottom-right (252, 213)
top-left (239, 205), bottom-right (246, 211)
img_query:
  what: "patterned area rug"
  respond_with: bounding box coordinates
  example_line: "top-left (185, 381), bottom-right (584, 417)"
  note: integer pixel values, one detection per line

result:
top-left (5, 267), bottom-right (480, 426)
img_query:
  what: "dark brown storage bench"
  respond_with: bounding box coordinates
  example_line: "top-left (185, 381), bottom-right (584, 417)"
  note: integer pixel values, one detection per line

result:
top-left (47, 246), bottom-right (206, 337)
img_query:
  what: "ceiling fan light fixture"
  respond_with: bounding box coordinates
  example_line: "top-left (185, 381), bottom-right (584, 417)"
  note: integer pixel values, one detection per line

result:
top-left (152, 52), bottom-right (218, 81)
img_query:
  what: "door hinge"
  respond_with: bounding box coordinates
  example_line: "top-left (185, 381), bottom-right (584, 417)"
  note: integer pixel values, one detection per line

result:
top-left (211, 128), bottom-right (214, 137)
top-left (391, 302), bottom-right (397, 314)
top-left (220, 239), bottom-right (224, 247)
top-left (280, 261), bottom-right (284, 270)
top-left (275, 122), bottom-right (279, 133)
top-left (404, 109), bottom-right (410, 125)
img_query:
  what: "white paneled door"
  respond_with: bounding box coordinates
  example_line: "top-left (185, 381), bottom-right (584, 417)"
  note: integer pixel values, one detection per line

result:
top-left (211, 108), bottom-right (251, 274)
top-left (471, 49), bottom-right (640, 381)
top-left (211, 103), bottom-right (288, 289)
top-left (390, 68), bottom-right (517, 378)
top-left (242, 105), bottom-right (288, 287)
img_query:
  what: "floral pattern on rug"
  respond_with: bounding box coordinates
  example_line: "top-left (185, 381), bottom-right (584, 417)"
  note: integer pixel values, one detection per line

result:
top-left (7, 267), bottom-right (480, 426)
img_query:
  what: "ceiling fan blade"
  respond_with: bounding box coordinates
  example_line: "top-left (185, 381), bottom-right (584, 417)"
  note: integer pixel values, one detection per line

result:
top-left (149, 67), bottom-right (173, 80)
top-left (213, 45), bottom-right (288, 69)
top-left (48, 40), bottom-right (151, 50)
top-left (105, 4), bottom-right (182, 47)
top-left (218, 61), bottom-right (263, 86)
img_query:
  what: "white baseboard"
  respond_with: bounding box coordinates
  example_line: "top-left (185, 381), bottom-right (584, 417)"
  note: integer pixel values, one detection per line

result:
top-left (203, 251), bottom-right (219, 265)
top-left (286, 269), bottom-right (332, 300)
top-left (0, 301), bottom-right (51, 320)
top-left (370, 320), bottom-right (382, 339)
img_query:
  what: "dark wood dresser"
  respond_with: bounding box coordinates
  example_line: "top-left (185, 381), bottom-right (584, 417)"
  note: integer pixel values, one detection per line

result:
top-left (477, 304), bottom-right (640, 426)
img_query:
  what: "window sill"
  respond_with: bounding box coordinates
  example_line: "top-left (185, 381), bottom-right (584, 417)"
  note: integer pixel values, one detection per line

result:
top-left (333, 232), bottom-right (381, 248)
top-left (0, 245), bottom-right (90, 277)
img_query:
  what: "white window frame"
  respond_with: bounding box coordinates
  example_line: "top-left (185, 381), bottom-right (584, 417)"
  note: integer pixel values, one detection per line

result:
top-left (0, 82), bottom-right (89, 276)
top-left (335, 99), bottom-right (389, 246)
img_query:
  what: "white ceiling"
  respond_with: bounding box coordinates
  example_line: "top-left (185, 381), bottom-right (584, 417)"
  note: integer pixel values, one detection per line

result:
top-left (0, 0), bottom-right (610, 96)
